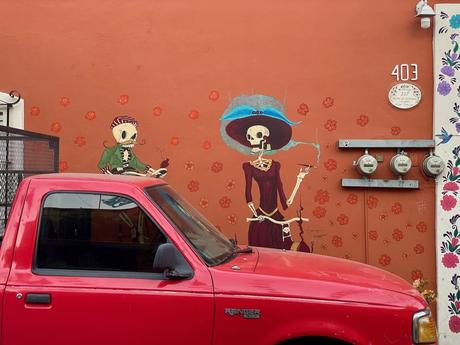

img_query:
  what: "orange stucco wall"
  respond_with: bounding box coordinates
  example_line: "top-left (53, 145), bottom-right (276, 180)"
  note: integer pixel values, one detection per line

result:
top-left (1, 0), bottom-right (454, 285)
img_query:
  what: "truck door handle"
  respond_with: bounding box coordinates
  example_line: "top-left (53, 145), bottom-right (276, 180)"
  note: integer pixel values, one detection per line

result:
top-left (26, 293), bottom-right (51, 305)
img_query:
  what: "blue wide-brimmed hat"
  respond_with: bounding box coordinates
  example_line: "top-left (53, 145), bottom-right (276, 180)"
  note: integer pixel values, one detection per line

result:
top-left (220, 94), bottom-right (299, 154)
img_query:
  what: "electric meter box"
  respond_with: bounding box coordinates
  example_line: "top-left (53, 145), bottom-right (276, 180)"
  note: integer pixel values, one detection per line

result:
top-left (422, 155), bottom-right (445, 177)
top-left (390, 153), bottom-right (412, 175)
top-left (356, 154), bottom-right (378, 176)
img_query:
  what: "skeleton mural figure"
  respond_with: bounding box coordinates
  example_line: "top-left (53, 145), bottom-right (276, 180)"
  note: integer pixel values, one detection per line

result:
top-left (220, 95), bottom-right (311, 252)
top-left (98, 115), bottom-right (168, 177)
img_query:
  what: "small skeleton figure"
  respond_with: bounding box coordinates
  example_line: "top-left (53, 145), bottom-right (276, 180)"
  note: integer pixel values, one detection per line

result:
top-left (98, 115), bottom-right (168, 177)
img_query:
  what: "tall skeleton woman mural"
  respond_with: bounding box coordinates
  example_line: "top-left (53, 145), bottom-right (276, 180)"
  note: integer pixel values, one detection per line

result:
top-left (98, 115), bottom-right (168, 177)
top-left (220, 95), bottom-right (311, 252)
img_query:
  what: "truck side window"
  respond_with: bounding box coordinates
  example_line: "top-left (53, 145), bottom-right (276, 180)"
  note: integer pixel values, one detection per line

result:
top-left (35, 193), bottom-right (167, 275)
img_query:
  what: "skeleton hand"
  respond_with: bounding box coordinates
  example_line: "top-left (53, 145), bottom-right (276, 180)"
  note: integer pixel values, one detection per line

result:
top-left (297, 166), bottom-right (310, 180)
top-left (287, 167), bottom-right (311, 206)
top-left (147, 167), bottom-right (168, 178)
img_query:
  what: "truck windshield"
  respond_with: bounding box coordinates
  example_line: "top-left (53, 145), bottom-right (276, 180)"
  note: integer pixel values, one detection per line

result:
top-left (145, 185), bottom-right (235, 266)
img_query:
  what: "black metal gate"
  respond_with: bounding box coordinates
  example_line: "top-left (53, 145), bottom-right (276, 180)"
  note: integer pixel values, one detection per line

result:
top-left (0, 91), bottom-right (59, 235)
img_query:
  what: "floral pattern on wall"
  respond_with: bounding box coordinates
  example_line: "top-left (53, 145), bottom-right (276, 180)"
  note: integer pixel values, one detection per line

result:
top-left (448, 274), bottom-right (460, 333)
top-left (435, 5), bottom-right (460, 343)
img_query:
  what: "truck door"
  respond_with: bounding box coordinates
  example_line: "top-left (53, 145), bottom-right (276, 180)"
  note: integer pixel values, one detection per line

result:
top-left (3, 191), bottom-right (214, 345)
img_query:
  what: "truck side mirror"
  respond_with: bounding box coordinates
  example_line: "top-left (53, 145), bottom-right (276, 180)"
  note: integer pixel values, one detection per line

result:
top-left (153, 243), bottom-right (193, 280)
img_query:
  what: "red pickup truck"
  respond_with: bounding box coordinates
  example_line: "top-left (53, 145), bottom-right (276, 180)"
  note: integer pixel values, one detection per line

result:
top-left (0, 174), bottom-right (437, 345)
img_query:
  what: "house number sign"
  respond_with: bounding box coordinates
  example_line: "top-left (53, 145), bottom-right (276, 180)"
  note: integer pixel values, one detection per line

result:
top-left (391, 64), bottom-right (418, 81)
top-left (388, 83), bottom-right (422, 110)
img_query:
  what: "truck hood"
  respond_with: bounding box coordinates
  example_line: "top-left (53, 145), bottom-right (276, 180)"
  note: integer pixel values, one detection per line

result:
top-left (212, 247), bottom-right (425, 307)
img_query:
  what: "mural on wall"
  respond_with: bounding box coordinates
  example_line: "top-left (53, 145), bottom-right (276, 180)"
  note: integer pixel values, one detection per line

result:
top-left (448, 274), bottom-right (460, 333)
top-left (440, 147), bottom-right (460, 335)
top-left (98, 115), bottom-right (169, 177)
top-left (435, 4), bottom-right (460, 342)
top-left (220, 94), bottom-right (319, 252)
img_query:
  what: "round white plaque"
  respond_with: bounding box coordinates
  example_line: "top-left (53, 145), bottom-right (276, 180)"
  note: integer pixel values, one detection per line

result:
top-left (388, 83), bottom-right (422, 109)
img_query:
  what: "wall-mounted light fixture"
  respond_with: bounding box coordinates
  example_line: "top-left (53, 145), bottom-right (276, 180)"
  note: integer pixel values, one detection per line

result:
top-left (415, 0), bottom-right (435, 29)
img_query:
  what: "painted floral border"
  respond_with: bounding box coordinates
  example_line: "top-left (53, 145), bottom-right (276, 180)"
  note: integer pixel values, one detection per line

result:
top-left (448, 274), bottom-right (460, 333)
top-left (437, 10), bottom-right (460, 338)
top-left (440, 146), bottom-right (460, 271)
top-left (436, 12), bottom-right (460, 145)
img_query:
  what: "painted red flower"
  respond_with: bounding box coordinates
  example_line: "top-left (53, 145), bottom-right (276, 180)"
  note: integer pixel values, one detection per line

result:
top-left (184, 161), bottom-right (194, 171)
top-left (368, 230), bottom-right (379, 240)
top-left (367, 195), bottom-right (378, 209)
top-left (30, 106), bottom-right (40, 116)
top-left (324, 158), bottom-right (337, 171)
top-left (314, 189), bottom-right (330, 204)
top-left (60, 97), bottom-right (70, 107)
top-left (416, 221), bottom-right (428, 233)
top-left (324, 119), bottom-right (337, 131)
top-left (208, 90), bottom-right (220, 101)
top-left (153, 106), bottom-right (162, 116)
top-left (118, 94), bottom-right (129, 105)
top-left (227, 214), bottom-right (237, 224)
top-left (391, 126), bottom-right (401, 136)
top-left (391, 202), bottom-right (402, 214)
top-left (199, 198), bottom-right (209, 208)
top-left (188, 110), bottom-right (199, 120)
top-left (444, 181), bottom-right (460, 191)
top-left (356, 114), bottom-right (369, 127)
top-left (51, 122), bottom-right (62, 133)
top-left (226, 179), bottom-right (236, 190)
top-left (455, 301), bottom-right (460, 310)
top-left (202, 140), bottom-right (212, 150)
top-left (211, 161), bottom-right (223, 173)
top-left (411, 269), bottom-right (423, 281)
top-left (413, 244), bottom-right (424, 254)
top-left (59, 161), bottom-right (69, 172)
top-left (74, 136), bottom-right (86, 147)
top-left (170, 137), bottom-right (180, 146)
top-left (312, 206), bottom-right (326, 218)
top-left (322, 97), bottom-right (334, 108)
top-left (337, 214), bottom-right (349, 225)
top-left (379, 254), bottom-right (391, 266)
top-left (297, 103), bottom-right (309, 116)
top-left (187, 180), bottom-right (200, 192)
top-left (449, 315), bottom-right (460, 333)
top-left (441, 194), bottom-right (457, 211)
top-left (454, 167), bottom-right (460, 176)
top-left (453, 237), bottom-right (459, 247)
top-left (219, 196), bottom-right (231, 208)
top-left (442, 252), bottom-right (459, 268)
top-left (331, 235), bottom-right (343, 248)
top-left (85, 111), bottom-right (96, 120)
top-left (346, 193), bottom-right (358, 205)
top-left (392, 228), bottom-right (403, 241)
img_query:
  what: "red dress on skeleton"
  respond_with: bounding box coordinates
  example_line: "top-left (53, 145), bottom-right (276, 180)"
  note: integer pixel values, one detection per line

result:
top-left (243, 160), bottom-right (310, 252)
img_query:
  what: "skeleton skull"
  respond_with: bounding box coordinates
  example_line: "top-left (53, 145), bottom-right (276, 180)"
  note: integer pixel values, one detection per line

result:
top-left (246, 125), bottom-right (270, 152)
top-left (112, 123), bottom-right (138, 147)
